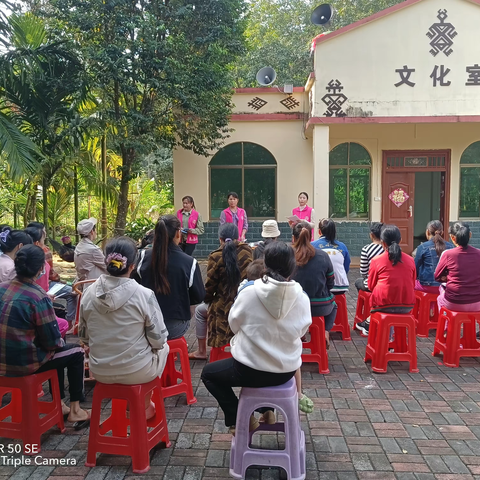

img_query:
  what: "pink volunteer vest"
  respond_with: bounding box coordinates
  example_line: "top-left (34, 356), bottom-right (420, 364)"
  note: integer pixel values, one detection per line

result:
top-left (293, 205), bottom-right (314, 240)
top-left (177, 209), bottom-right (199, 244)
top-left (223, 207), bottom-right (245, 236)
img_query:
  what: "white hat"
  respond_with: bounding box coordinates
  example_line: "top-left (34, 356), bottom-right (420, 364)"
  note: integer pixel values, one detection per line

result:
top-left (77, 217), bottom-right (97, 236)
top-left (261, 220), bottom-right (281, 238)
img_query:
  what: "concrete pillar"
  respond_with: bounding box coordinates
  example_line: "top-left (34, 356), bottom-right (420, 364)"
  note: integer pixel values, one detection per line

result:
top-left (312, 125), bottom-right (330, 220)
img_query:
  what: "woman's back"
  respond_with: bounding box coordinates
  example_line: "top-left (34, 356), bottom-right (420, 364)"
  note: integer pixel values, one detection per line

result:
top-left (435, 245), bottom-right (480, 304)
top-left (292, 249), bottom-right (334, 311)
top-left (369, 252), bottom-right (416, 312)
top-left (416, 239), bottom-right (454, 285)
top-left (229, 277), bottom-right (311, 373)
top-left (136, 245), bottom-right (205, 320)
top-left (80, 276), bottom-right (167, 376)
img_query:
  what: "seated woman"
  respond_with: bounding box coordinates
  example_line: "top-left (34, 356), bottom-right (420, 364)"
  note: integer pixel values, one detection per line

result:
top-left (134, 214), bottom-right (205, 340)
top-left (291, 222), bottom-right (337, 349)
top-left (79, 237), bottom-right (170, 419)
top-left (415, 220), bottom-right (454, 294)
top-left (312, 218), bottom-right (351, 294)
top-left (0, 227), bottom-right (33, 282)
top-left (253, 220), bottom-right (280, 260)
top-left (24, 226), bottom-right (68, 337)
top-left (366, 225), bottom-right (416, 335)
top-left (201, 242), bottom-right (312, 434)
top-left (355, 222), bottom-right (384, 292)
top-left (435, 222), bottom-right (480, 314)
top-left (188, 224), bottom-right (252, 360)
top-left (0, 245), bottom-right (89, 426)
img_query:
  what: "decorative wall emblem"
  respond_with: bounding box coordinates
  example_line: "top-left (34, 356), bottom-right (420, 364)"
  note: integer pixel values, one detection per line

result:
top-left (247, 97), bottom-right (268, 111)
top-left (426, 9), bottom-right (457, 57)
top-left (321, 80), bottom-right (347, 117)
top-left (389, 188), bottom-right (410, 208)
top-left (280, 96), bottom-right (300, 110)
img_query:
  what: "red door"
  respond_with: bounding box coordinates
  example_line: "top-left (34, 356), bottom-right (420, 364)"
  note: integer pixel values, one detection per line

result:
top-left (383, 172), bottom-right (415, 254)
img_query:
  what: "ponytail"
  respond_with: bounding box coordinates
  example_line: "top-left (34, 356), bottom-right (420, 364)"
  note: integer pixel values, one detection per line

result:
top-left (292, 222), bottom-right (315, 266)
top-left (152, 214), bottom-right (181, 295)
top-left (318, 218), bottom-right (337, 244)
top-left (218, 223), bottom-right (241, 299)
top-left (426, 220), bottom-right (446, 257)
top-left (380, 225), bottom-right (402, 266)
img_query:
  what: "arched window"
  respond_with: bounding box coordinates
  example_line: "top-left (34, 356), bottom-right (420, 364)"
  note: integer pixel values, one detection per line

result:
top-left (329, 142), bottom-right (371, 219)
top-left (460, 141), bottom-right (480, 218)
top-left (210, 142), bottom-right (277, 219)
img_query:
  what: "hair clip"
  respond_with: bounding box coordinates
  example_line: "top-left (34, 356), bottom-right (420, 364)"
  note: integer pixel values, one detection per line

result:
top-left (106, 252), bottom-right (128, 269)
top-left (0, 230), bottom-right (10, 243)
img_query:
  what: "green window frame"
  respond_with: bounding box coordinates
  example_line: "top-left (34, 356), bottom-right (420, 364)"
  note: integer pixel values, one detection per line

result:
top-left (329, 142), bottom-right (371, 220)
top-left (459, 141), bottom-right (480, 218)
top-left (209, 142), bottom-right (277, 220)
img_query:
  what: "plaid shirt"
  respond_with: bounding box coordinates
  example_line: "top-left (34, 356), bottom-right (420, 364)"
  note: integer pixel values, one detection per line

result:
top-left (42, 245), bottom-right (60, 282)
top-left (0, 278), bottom-right (63, 377)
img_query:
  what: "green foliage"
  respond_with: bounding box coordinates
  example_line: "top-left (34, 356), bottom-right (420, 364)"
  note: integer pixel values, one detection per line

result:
top-left (235, 0), bottom-right (404, 87)
top-left (46, 0), bottom-right (247, 233)
top-left (124, 216), bottom-right (156, 243)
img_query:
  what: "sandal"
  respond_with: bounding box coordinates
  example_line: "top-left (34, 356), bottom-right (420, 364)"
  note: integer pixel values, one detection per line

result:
top-left (299, 394), bottom-right (314, 414)
top-left (70, 409), bottom-right (91, 430)
top-left (188, 351), bottom-right (207, 360)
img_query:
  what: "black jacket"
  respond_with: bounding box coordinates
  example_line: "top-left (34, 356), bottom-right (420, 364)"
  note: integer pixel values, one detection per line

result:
top-left (133, 244), bottom-right (205, 321)
top-left (292, 249), bottom-right (335, 316)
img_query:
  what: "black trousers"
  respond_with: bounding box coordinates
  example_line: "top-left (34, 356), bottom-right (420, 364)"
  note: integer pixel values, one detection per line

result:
top-left (35, 344), bottom-right (85, 402)
top-left (180, 243), bottom-right (196, 256)
top-left (201, 358), bottom-right (295, 427)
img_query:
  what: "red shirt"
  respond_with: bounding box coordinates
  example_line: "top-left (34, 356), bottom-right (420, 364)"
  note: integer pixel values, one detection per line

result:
top-left (434, 245), bottom-right (480, 305)
top-left (368, 251), bottom-right (416, 312)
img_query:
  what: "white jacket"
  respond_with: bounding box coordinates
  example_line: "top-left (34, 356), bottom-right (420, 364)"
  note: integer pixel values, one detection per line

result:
top-left (229, 277), bottom-right (312, 373)
top-left (79, 275), bottom-right (169, 377)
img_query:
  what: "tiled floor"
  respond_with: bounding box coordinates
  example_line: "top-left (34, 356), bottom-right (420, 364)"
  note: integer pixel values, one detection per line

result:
top-left (2, 269), bottom-right (480, 480)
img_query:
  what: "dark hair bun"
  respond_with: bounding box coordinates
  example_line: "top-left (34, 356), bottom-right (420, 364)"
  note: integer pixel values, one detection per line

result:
top-left (14, 244), bottom-right (45, 279)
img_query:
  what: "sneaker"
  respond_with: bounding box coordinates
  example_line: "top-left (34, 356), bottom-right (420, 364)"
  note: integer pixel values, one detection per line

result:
top-left (260, 410), bottom-right (276, 424)
top-left (355, 320), bottom-right (370, 335)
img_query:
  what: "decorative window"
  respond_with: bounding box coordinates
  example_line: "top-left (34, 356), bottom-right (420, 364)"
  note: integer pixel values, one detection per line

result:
top-left (209, 142), bottom-right (276, 219)
top-left (459, 141), bottom-right (480, 218)
top-left (329, 142), bottom-right (371, 219)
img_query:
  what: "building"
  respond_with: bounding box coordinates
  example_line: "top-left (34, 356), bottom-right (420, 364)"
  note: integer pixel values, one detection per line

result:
top-left (173, 0), bottom-right (480, 257)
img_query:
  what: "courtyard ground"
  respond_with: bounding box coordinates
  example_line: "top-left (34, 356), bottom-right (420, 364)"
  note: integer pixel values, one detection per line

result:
top-left (2, 268), bottom-right (480, 480)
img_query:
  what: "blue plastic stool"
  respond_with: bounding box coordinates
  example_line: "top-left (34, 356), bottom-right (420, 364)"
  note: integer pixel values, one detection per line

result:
top-left (229, 378), bottom-right (306, 480)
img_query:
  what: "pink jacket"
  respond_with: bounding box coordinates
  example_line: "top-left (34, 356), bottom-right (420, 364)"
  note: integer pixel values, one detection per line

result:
top-left (293, 205), bottom-right (314, 240)
top-left (177, 209), bottom-right (199, 244)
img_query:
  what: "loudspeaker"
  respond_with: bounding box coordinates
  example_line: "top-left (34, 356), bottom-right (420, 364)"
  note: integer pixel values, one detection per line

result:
top-left (256, 67), bottom-right (277, 86)
top-left (311, 4), bottom-right (334, 25)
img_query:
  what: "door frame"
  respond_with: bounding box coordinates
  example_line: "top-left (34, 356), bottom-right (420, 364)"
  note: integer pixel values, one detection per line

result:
top-left (382, 149), bottom-right (451, 240)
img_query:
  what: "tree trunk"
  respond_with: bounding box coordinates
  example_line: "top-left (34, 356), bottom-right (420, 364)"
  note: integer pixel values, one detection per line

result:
top-left (114, 146), bottom-right (134, 237)
top-left (101, 135), bottom-right (108, 248)
top-left (74, 166), bottom-right (79, 244)
top-left (42, 177), bottom-right (49, 237)
top-left (24, 189), bottom-right (37, 226)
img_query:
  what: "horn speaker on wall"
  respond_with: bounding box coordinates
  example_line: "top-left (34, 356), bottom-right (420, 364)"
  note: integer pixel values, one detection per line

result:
top-left (256, 67), bottom-right (277, 86)
top-left (311, 4), bottom-right (334, 25)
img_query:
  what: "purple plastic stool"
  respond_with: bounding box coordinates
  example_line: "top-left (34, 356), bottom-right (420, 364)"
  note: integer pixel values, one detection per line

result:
top-left (229, 378), bottom-right (306, 480)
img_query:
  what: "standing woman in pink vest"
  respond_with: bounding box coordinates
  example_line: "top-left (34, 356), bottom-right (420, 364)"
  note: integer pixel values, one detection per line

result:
top-left (177, 196), bottom-right (204, 256)
top-left (219, 192), bottom-right (248, 242)
top-left (291, 192), bottom-right (315, 241)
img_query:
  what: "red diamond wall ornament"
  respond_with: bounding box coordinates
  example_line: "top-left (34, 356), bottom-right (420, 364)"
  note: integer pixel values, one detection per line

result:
top-left (389, 188), bottom-right (409, 208)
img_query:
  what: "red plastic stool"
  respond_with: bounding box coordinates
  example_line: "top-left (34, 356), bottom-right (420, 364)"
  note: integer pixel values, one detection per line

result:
top-left (0, 370), bottom-right (65, 454)
top-left (330, 294), bottom-right (352, 341)
top-left (364, 312), bottom-right (419, 373)
top-left (432, 308), bottom-right (480, 368)
top-left (354, 290), bottom-right (371, 337)
top-left (86, 377), bottom-right (171, 473)
top-left (301, 316), bottom-right (329, 374)
top-left (160, 337), bottom-right (196, 404)
top-left (413, 291), bottom-right (439, 337)
top-left (209, 344), bottom-right (233, 363)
